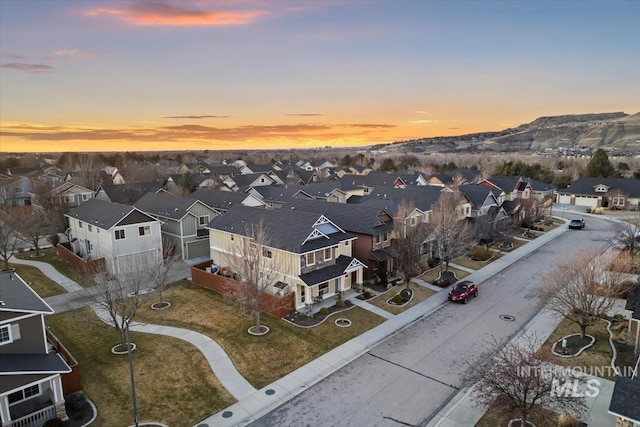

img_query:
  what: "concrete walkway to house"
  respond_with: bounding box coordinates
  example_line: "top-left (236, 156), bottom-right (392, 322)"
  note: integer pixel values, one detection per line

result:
top-left (10, 255), bottom-right (83, 292)
top-left (349, 298), bottom-right (395, 320)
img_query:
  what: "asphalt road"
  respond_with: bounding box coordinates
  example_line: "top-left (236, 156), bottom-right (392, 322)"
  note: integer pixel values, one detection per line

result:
top-left (250, 215), bottom-right (617, 427)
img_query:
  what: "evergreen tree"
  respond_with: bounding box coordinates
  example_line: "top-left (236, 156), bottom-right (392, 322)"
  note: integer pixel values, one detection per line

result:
top-left (379, 158), bottom-right (397, 172)
top-left (583, 149), bottom-right (616, 178)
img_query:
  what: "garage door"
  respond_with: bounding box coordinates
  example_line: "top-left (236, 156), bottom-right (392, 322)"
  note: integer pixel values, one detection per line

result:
top-left (186, 239), bottom-right (210, 260)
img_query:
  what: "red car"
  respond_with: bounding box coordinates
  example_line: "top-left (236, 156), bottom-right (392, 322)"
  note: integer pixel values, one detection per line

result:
top-left (448, 280), bottom-right (478, 304)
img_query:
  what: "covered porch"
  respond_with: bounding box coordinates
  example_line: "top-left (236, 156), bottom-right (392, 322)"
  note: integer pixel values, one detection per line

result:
top-left (0, 375), bottom-right (67, 427)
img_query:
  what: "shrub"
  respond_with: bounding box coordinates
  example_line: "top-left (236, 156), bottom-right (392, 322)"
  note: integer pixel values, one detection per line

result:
top-left (544, 217), bottom-right (553, 226)
top-left (44, 420), bottom-right (63, 427)
top-left (557, 413), bottom-right (581, 427)
top-left (612, 320), bottom-right (629, 333)
top-left (363, 290), bottom-right (372, 299)
top-left (392, 294), bottom-right (403, 304)
top-left (335, 300), bottom-right (345, 308)
top-left (318, 307), bottom-right (329, 316)
top-left (470, 246), bottom-right (492, 261)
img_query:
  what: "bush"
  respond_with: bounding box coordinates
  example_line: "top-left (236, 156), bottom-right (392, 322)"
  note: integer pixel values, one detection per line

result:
top-left (612, 320), bottom-right (629, 333)
top-left (363, 290), bottom-right (372, 299)
top-left (470, 246), bottom-right (492, 261)
top-left (44, 420), bottom-right (63, 427)
top-left (557, 413), bottom-right (581, 427)
top-left (318, 307), bottom-right (329, 316)
top-left (335, 300), bottom-right (345, 308)
top-left (392, 294), bottom-right (403, 304)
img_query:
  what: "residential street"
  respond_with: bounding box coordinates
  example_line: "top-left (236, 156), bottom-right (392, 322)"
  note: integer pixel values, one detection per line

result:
top-left (250, 214), bottom-right (616, 427)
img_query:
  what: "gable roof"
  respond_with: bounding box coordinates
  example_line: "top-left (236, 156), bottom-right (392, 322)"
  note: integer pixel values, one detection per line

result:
top-left (347, 186), bottom-right (446, 215)
top-left (188, 188), bottom-right (252, 210)
top-left (249, 186), bottom-right (313, 203)
top-left (481, 176), bottom-right (527, 192)
top-left (299, 255), bottom-right (364, 286)
top-left (558, 177), bottom-right (640, 197)
top-left (208, 205), bottom-right (353, 254)
top-left (459, 184), bottom-right (497, 209)
top-left (284, 181), bottom-right (360, 198)
top-left (341, 171), bottom-right (424, 189)
top-left (0, 272), bottom-right (53, 314)
top-left (135, 192), bottom-right (209, 220)
top-left (96, 182), bottom-right (163, 204)
top-left (282, 199), bottom-right (394, 235)
top-left (66, 198), bottom-right (157, 230)
top-left (609, 376), bottom-right (640, 423)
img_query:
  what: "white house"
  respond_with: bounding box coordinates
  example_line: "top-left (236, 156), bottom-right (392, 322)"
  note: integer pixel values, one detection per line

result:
top-left (65, 199), bottom-right (162, 274)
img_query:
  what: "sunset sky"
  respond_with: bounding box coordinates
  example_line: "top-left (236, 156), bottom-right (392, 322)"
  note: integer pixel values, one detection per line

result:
top-left (1, 0), bottom-right (638, 153)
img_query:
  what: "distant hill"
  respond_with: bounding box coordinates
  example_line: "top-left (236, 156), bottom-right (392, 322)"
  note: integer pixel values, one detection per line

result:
top-left (381, 112), bottom-right (640, 154)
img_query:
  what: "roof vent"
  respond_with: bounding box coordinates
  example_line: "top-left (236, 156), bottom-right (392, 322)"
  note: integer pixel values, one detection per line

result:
top-left (0, 301), bottom-right (4, 306)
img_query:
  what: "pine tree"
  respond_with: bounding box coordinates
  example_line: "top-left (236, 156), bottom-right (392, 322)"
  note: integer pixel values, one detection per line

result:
top-left (583, 149), bottom-right (616, 178)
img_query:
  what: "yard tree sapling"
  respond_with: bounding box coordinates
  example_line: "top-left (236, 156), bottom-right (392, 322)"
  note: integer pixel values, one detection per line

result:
top-left (392, 200), bottom-right (427, 289)
top-left (427, 190), bottom-right (473, 272)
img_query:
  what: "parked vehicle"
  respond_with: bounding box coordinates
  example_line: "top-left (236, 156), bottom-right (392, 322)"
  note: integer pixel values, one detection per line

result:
top-left (568, 219), bottom-right (585, 230)
top-left (448, 280), bottom-right (478, 304)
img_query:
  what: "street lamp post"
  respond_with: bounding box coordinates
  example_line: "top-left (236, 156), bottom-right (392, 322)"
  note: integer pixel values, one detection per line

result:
top-left (125, 318), bottom-right (139, 427)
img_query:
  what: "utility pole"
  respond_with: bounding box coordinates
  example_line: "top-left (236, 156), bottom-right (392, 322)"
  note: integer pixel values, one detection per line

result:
top-left (125, 317), bottom-right (139, 427)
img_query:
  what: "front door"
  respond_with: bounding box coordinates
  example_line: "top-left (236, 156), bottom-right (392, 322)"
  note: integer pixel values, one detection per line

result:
top-left (334, 278), bottom-right (340, 294)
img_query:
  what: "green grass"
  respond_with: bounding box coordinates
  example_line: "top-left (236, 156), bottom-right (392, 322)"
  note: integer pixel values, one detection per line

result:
top-left (14, 248), bottom-right (94, 287)
top-left (9, 263), bottom-right (66, 297)
top-left (136, 280), bottom-right (385, 388)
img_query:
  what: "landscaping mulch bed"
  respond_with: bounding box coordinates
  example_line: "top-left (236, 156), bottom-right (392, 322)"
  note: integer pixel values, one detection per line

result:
top-left (553, 335), bottom-right (594, 356)
top-left (282, 300), bottom-right (354, 327)
top-left (612, 340), bottom-right (639, 377)
top-left (63, 392), bottom-right (94, 427)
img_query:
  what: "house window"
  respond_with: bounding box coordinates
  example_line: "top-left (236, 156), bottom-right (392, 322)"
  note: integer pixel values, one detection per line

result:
top-left (375, 234), bottom-right (381, 244)
top-left (88, 225), bottom-right (92, 232)
top-left (410, 217), bottom-right (417, 226)
top-left (613, 197), bottom-right (625, 206)
top-left (82, 194), bottom-right (91, 201)
top-left (78, 221), bottom-right (83, 229)
top-left (115, 229), bottom-right (125, 240)
top-left (0, 325), bottom-right (11, 345)
top-left (324, 247), bottom-right (332, 261)
top-left (306, 252), bottom-right (315, 266)
top-left (318, 282), bottom-right (329, 296)
top-left (383, 232), bottom-right (389, 242)
top-left (262, 248), bottom-right (272, 258)
top-left (138, 226), bottom-right (151, 236)
top-left (8, 384), bottom-right (41, 405)
top-left (65, 195), bottom-right (75, 203)
top-left (199, 215), bottom-right (210, 226)
top-left (595, 185), bottom-right (607, 193)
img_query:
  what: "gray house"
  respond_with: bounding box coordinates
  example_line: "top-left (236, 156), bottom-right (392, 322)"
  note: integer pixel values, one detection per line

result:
top-left (0, 272), bottom-right (71, 426)
top-left (135, 192), bottom-right (222, 260)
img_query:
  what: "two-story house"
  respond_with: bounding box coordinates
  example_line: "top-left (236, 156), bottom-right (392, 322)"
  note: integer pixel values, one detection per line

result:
top-left (134, 192), bottom-right (222, 260)
top-left (0, 178), bottom-right (35, 207)
top-left (65, 199), bottom-right (162, 274)
top-left (0, 272), bottom-right (71, 427)
top-left (282, 199), bottom-right (395, 283)
top-left (479, 176), bottom-right (532, 203)
top-left (207, 205), bottom-right (366, 312)
top-left (47, 182), bottom-right (94, 210)
top-left (556, 177), bottom-right (640, 210)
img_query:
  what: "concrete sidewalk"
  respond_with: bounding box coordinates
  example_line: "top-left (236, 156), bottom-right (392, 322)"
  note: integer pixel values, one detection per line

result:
top-left (196, 220), bottom-right (574, 426)
top-left (10, 255), bottom-right (83, 292)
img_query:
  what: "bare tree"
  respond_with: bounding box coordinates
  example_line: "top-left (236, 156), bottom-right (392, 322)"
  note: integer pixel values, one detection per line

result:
top-left (30, 180), bottom-right (65, 232)
top-left (226, 221), bottom-right (283, 334)
top-left (519, 197), bottom-right (540, 232)
top-left (392, 200), bottom-right (427, 288)
top-left (92, 256), bottom-right (153, 350)
top-left (427, 190), bottom-right (473, 272)
top-left (15, 206), bottom-right (49, 256)
top-left (465, 335), bottom-right (587, 426)
top-left (612, 218), bottom-right (640, 262)
top-left (150, 240), bottom-right (180, 308)
top-left (538, 249), bottom-right (629, 339)
top-left (0, 208), bottom-right (21, 270)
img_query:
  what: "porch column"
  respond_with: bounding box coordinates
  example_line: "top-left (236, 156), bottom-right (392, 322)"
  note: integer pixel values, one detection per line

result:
top-left (51, 376), bottom-right (64, 404)
top-left (0, 396), bottom-right (10, 426)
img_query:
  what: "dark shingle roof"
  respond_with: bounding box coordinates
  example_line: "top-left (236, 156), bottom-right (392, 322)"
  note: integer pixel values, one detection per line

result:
top-left (188, 188), bottom-right (249, 210)
top-left (299, 255), bottom-right (355, 286)
top-left (208, 205), bottom-right (353, 253)
top-left (250, 186), bottom-right (311, 203)
top-left (347, 186), bottom-right (444, 215)
top-left (341, 171), bottom-right (424, 189)
top-left (282, 199), bottom-right (394, 235)
top-left (66, 198), bottom-right (155, 230)
top-left (98, 182), bottom-right (162, 204)
top-left (459, 184), bottom-right (497, 209)
top-left (231, 173), bottom-right (274, 187)
top-left (609, 376), bottom-right (640, 422)
top-left (135, 192), bottom-right (200, 220)
top-left (0, 272), bottom-right (53, 314)
top-left (527, 178), bottom-right (555, 192)
top-left (285, 181), bottom-right (359, 198)
top-left (0, 353), bottom-right (71, 374)
top-left (558, 177), bottom-right (640, 197)
top-left (483, 176), bottom-right (525, 192)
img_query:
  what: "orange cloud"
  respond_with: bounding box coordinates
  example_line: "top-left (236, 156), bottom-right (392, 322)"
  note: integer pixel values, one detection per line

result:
top-left (82, 2), bottom-right (267, 26)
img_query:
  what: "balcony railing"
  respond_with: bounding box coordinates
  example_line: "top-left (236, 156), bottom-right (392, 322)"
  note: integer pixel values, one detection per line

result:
top-left (8, 405), bottom-right (56, 427)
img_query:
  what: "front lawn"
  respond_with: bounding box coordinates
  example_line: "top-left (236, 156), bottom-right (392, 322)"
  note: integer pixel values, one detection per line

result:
top-left (454, 250), bottom-right (503, 271)
top-left (536, 317), bottom-right (614, 380)
top-left (15, 248), bottom-right (93, 287)
top-left (136, 280), bottom-right (385, 388)
top-left (10, 263), bottom-right (66, 297)
top-left (47, 307), bottom-right (234, 427)
top-left (475, 396), bottom-right (566, 427)
top-left (418, 266), bottom-right (470, 284)
top-left (367, 283), bottom-right (437, 314)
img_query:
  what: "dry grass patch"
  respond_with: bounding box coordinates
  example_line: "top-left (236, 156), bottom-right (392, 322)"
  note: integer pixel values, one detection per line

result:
top-left (418, 266), bottom-right (470, 284)
top-left (10, 263), bottom-right (66, 297)
top-left (15, 248), bottom-right (93, 287)
top-left (475, 397), bottom-right (562, 427)
top-left (47, 307), bottom-right (234, 427)
top-left (136, 280), bottom-right (385, 388)
top-left (454, 251), bottom-right (503, 271)
top-left (367, 284), bottom-right (437, 314)
top-left (537, 317), bottom-right (614, 380)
